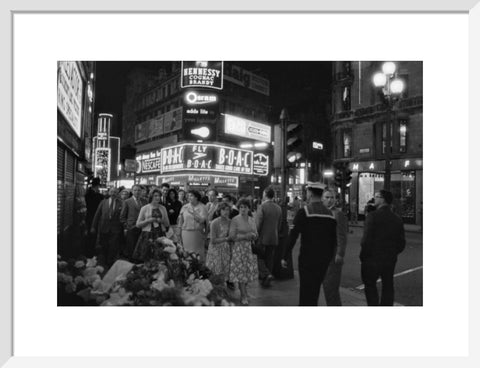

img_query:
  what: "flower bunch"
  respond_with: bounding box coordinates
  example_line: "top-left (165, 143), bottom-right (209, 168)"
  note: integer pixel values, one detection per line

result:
top-left (57, 255), bottom-right (105, 306)
top-left (103, 239), bottom-right (232, 306)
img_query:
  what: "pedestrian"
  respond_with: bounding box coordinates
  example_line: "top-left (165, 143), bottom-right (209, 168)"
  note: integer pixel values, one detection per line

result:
top-left (160, 183), bottom-right (170, 206)
top-left (206, 188), bottom-right (220, 224)
top-left (205, 202), bottom-right (232, 283)
top-left (132, 189), bottom-right (170, 262)
top-left (178, 189), bottom-right (187, 205)
top-left (178, 190), bottom-right (208, 260)
top-left (281, 182), bottom-right (337, 306)
top-left (84, 177), bottom-right (104, 257)
top-left (164, 188), bottom-right (183, 242)
top-left (219, 194), bottom-right (239, 219)
top-left (140, 185), bottom-right (148, 203)
top-left (360, 190), bottom-right (406, 306)
top-left (90, 187), bottom-right (124, 268)
top-left (364, 197), bottom-right (376, 217)
top-left (320, 189), bottom-right (348, 306)
top-left (119, 188), bottom-right (130, 202)
top-left (199, 190), bottom-right (209, 205)
top-left (228, 198), bottom-right (259, 306)
top-left (255, 186), bottom-right (282, 288)
top-left (120, 185), bottom-right (146, 261)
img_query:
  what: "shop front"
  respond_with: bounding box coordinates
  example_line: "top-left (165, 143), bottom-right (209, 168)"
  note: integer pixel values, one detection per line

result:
top-left (134, 142), bottom-right (270, 197)
top-left (349, 158), bottom-right (422, 225)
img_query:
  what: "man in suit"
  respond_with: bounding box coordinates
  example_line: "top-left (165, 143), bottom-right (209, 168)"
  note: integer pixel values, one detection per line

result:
top-left (120, 185), bottom-right (145, 260)
top-left (360, 190), bottom-right (406, 306)
top-left (160, 183), bottom-right (170, 206)
top-left (91, 187), bottom-right (124, 267)
top-left (256, 186), bottom-right (283, 287)
top-left (281, 182), bottom-right (337, 306)
top-left (321, 189), bottom-right (348, 306)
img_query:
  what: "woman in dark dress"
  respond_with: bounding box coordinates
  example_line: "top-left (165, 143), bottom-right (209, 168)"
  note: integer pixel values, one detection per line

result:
top-left (132, 189), bottom-right (170, 262)
top-left (165, 188), bottom-right (183, 242)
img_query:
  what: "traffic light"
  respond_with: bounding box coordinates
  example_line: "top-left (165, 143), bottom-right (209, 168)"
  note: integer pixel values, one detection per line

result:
top-left (286, 123), bottom-right (303, 164)
top-left (344, 168), bottom-right (353, 185)
top-left (334, 169), bottom-right (343, 187)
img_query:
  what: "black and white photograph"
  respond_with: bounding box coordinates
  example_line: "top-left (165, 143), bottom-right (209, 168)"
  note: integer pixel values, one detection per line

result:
top-left (57, 60), bottom-right (423, 307)
top-left (6, 3), bottom-right (476, 363)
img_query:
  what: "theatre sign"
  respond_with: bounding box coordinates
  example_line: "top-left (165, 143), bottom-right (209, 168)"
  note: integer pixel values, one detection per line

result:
top-left (181, 61), bottom-right (223, 90)
top-left (161, 143), bottom-right (253, 175)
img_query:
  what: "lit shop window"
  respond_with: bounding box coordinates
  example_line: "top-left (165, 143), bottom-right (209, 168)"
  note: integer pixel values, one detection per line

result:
top-left (399, 121), bottom-right (407, 153)
top-left (342, 86), bottom-right (351, 111)
top-left (343, 129), bottom-right (352, 158)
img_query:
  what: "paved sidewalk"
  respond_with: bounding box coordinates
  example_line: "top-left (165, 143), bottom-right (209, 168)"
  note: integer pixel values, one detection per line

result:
top-left (226, 272), bottom-right (383, 307)
top-left (349, 221), bottom-right (422, 233)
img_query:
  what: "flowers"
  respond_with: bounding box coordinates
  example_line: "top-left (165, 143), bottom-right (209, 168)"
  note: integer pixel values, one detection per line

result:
top-left (58, 236), bottom-right (235, 306)
top-left (57, 255), bottom-right (106, 306)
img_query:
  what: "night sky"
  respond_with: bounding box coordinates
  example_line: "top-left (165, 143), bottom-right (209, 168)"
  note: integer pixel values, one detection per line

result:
top-left (94, 61), bottom-right (332, 136)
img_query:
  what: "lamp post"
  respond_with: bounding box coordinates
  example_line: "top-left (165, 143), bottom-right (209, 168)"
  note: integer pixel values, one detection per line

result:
top-left (279, 108), bottom-right (289, 203)
top-left (373, 62), bottom-right (405, 191)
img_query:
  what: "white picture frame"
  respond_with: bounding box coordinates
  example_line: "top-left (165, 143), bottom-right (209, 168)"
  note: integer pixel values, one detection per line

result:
top-left (2, 0), bottom-right (479, 367)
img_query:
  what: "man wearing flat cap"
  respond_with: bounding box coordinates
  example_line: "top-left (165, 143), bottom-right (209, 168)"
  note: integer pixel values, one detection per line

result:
top-left (282, 182), bottom-right (337, 306)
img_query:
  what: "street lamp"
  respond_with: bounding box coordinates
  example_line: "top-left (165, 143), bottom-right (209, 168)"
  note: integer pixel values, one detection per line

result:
top-left (279, 108), bottom-right (289, 204)
top-left (372, 61), bottom-right (405, 191)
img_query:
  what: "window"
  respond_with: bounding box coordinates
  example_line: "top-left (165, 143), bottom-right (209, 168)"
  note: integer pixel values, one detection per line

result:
top-left (342, 86), bottom-right (351, 111)
top-left (381, 122), bottom-right (393, 154)
top-left (343, 129), bottom-right (352, 158)
top-left (399, 120), bottom-right (408, 153)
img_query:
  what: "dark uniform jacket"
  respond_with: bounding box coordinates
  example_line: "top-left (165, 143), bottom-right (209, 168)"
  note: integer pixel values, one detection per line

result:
top-left (285, 202), bottom-right (337, 265)
top-left (360, 205), bottom-right (406, 264)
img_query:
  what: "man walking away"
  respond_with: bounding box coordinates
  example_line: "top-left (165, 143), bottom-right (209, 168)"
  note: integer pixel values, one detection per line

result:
top-left (360, 190), bottom-right (406, 306)
top-left (120, 185), bottom-right (146, 261)
top-left (256, 186), bottom-right (282, 287)
top-left (321, 189), bottom-right (348, 306)
top-left (281, 182), bottom-right (337, 306)
top-left (91, 187), bottom-right (124, 267)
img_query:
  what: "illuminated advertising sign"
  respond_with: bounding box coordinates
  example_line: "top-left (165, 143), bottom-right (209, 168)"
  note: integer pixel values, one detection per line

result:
top-left (57, 61), bottom-right (84, 137)
top-left (184, 105), bottom-right (218, 125)
top-left (224, 64), bottom-right (270, 96)
top-left (163, 107), bottom-right (183, 134)
top-left (159, 174), bottom-right (239, 188)
top-left (94, 148), bottom-right (111, 185)
top-left (181, 61), bottom-right (223, 90)
top-left (224, 114), bottom-right (271, 143)
top-left (135, 150), bottom-right (162, 174)
top-left (135, 108), bottom-right (182, 142)
top-left (184, 90), bottom-right (218, 105)
top-left (124, 159), bottom-right (137, 173)
top-left (253, 153), bottom-right (269, 176)
top-left (213, 175), bottom-right (239, 187)
top-left (161, 143), bottom-right (253, 175)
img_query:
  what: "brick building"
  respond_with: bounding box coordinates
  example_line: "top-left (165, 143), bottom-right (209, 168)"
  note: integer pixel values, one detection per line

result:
top-left (121, 61), bottom-right (272, 196)
top-left (331, 61), bottom-right (423, 225)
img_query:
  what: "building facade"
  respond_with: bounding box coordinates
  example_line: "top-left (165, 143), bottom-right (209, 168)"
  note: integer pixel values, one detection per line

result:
top-left (330, 61), bottom-right (423, 225)
top-left (57, 61), bottom-right (96, 253)
top-left (121, 61), bottom-right (272, 197)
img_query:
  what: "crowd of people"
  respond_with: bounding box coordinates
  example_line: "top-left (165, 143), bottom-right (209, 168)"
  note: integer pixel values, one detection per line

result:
top-left (81, 178), bottom-right (406, 307)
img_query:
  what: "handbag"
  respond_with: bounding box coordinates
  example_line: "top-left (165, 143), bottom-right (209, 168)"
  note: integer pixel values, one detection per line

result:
top-left (251, 240), bottom-right (265, 256)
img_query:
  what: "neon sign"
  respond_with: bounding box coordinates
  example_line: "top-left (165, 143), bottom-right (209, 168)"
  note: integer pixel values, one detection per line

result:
top-left (184, 91), bottom-right (218, 105)
top-left (181, 61), bottom-right (223, 90)
top-left (161, 143), bottom-right (253, 175)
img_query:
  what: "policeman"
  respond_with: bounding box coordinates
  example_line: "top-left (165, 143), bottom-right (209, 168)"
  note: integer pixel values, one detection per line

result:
top-left (281, 182), bottom-right (337, 306)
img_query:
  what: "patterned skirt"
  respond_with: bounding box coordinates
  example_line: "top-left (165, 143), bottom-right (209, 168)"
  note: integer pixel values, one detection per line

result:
top-left (206, 241), bottom-right (231, 278)
top-left (132, 226), bottom-right (165, 262)
top-left (228, 240), bottom-right (258, 283)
